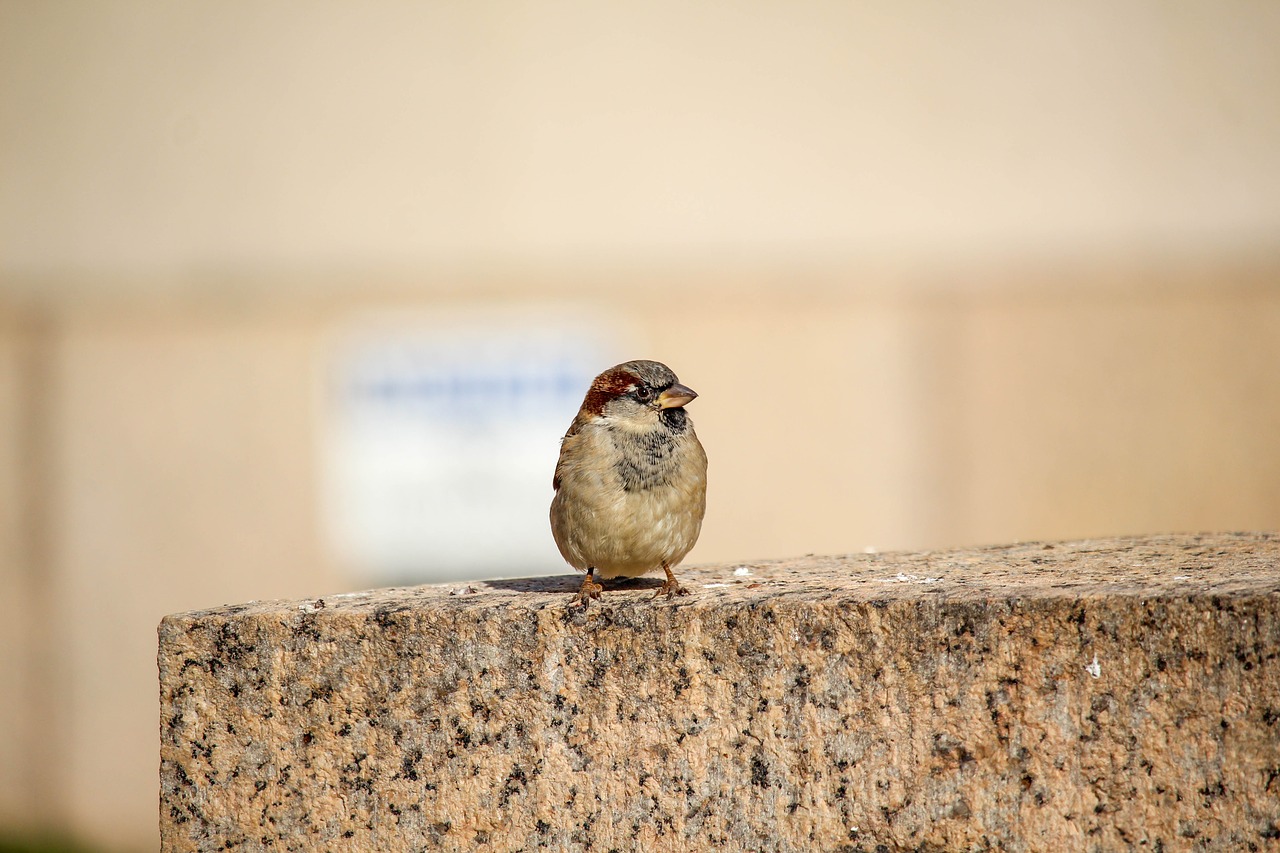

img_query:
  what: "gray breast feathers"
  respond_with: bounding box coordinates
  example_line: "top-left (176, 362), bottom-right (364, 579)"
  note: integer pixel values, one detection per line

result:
top-left (612, 427), bottom-right (682, 492)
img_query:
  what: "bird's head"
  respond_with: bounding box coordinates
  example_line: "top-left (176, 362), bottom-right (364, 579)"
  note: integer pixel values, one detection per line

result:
top-left (577, 359), bottom-right (697, 431)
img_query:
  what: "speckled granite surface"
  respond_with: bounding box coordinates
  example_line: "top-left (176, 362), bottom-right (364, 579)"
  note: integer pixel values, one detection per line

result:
top-left (159, 533), bottom-right (1280, 852)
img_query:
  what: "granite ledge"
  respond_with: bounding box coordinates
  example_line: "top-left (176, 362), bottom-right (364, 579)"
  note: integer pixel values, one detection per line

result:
top-left (159, 532), bottom-right (1280, 852)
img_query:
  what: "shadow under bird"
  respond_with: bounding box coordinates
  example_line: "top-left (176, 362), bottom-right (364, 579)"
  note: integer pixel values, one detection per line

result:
top-left (550, 360), bottom-right (708, 607)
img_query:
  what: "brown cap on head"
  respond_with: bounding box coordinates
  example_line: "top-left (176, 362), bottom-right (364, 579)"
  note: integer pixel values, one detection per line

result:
top-left (613, 360), bottom-right (678, 389)
top-left (580, 359), bottom-right (693, 416)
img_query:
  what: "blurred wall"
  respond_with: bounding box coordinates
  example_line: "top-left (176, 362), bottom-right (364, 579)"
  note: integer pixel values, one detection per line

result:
top-left (2, 2), bottom-right (1279, 851)
top-left (4, 2), bottom-right (1280, 275)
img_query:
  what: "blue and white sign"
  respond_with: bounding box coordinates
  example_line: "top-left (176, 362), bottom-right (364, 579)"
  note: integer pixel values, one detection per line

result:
top-left (322, 305), bottom-right (635, 583)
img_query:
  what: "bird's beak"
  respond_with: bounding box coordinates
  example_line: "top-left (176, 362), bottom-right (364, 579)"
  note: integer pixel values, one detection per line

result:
top-left (657, 383), bottom-right (697, 409)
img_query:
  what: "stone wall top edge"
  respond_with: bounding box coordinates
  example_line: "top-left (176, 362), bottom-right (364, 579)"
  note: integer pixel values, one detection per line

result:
top-left (159, 532), bottom-right (1279, 626)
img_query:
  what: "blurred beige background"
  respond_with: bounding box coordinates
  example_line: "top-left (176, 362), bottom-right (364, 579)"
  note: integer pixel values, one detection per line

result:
top-left (2, 2), bottom-right (1279, 850)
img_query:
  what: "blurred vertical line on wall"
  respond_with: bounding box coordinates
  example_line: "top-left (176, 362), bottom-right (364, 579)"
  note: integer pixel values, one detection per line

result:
top-left (908, 290), bottom-right (971, 548)
top-left (13, 296), bottom-right (64, 831)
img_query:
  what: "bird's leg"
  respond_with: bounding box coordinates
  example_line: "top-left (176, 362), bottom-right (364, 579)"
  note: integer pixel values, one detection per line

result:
top-left (653, 562), bottom-right (690, 600)
top-left (570, 567), bottom-right (603, 608)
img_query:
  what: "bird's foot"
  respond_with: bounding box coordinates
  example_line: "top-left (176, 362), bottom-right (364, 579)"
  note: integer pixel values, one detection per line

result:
top-left (570, 571), bottom-right (603, 608)
top-left (652, 563), bottom-right (690, 600)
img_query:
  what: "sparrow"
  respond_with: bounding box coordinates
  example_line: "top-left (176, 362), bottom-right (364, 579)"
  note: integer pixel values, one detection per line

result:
top-left (550, 360), bottom-right (708, 607)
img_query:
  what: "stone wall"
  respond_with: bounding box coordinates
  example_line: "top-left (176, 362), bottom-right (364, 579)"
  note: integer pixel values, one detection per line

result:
top-left (159, 533), bottom-right (1280, 851)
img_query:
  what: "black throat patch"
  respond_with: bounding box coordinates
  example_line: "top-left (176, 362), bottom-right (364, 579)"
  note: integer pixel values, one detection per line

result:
top-left (612, 418), bottom-right (685, 493)
top-left (658, 406), bottom-right (688, 433)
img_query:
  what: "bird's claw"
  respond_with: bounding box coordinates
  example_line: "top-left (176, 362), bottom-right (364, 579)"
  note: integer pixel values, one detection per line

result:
top-left (652, 579), bottom-right (690, 600)
top-left (651, 563), bottom-right (689, 601)
top-left (570, 578), bottom-right (603, 608)
top-left (650, 578), bottom-right (691, 596)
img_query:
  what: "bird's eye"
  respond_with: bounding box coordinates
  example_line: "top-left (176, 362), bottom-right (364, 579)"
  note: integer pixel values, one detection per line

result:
top-left (633, 385), bottom-right (655, 403)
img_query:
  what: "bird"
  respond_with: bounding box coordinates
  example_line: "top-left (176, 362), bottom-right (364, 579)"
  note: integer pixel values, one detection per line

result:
top-left (550, 360), bottom-right (708, 607)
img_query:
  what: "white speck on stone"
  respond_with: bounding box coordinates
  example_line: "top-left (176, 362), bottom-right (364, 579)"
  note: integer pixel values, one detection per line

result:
top-left (329, 590), bottom-right (372, 599)
top-left (1173, 575), bottom-right (1191, 580)
top-left (877, 573), bottom-right (941, 584)
top-left (449, 585), bottom-right (477, 596)
top-left (702, 583), bottom-right (730, 588)
top-left (733, 566), bottom-right (752, 577)
top-left (1085, 654), bottom-right (1101, 679)
top-left (298, 601), bottom-right (317, 613)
